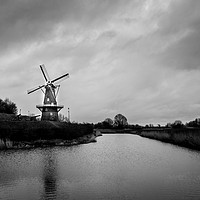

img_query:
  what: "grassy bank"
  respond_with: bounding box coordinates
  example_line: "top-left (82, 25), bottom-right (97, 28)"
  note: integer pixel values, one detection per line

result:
top-left (0, 121), bottom-right (94, 149)
top-left (96, 127), bottom-right (200, 151)
top-left (139, 128), bottom-right (200, 151)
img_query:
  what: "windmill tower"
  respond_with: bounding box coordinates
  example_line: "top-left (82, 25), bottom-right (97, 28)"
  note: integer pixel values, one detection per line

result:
top-left (27, 65), bottom-right (69, 121)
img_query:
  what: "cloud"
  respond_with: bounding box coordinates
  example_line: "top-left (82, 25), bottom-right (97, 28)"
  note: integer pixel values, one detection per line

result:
top-left (0, 0), bottom-right (138, 53)
top-left (155, 0), bottom-right (200, 70)
top-left (1, 0), bottom-right (200, 125)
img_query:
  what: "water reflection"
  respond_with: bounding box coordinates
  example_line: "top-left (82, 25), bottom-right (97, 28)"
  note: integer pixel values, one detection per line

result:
top-left (42, 149), bottom-right (57, 200)
top-left (1, 135), bottom-right (200, 200)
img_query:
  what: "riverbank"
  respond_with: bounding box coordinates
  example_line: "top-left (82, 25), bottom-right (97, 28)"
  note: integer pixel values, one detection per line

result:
top-left (96, 128), bottom-right (137, 134)
top-left (0, 120), bottom-right (95, 150)
top-left (139, 127), bottom-right (200, 151)
top-left (0, 133), bottom-right (97, 150)
top-left (96, 128), bottom-right (200, 151)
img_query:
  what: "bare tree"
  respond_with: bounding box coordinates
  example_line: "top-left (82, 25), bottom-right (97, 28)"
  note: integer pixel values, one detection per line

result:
top-left (58, 113), bottom-right (69, 122)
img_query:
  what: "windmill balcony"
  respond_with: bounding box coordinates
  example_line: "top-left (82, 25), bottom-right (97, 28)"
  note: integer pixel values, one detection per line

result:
top-left (36, 104), bottom-right (64, 121)
top-left (36, 104), bottom-right (64, 112)
top-left (36, 104), bottom-right (64, 107)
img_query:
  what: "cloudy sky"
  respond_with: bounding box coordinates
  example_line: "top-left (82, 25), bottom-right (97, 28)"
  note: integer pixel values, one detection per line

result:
top-left (1, 0), bottom-right (200, 125)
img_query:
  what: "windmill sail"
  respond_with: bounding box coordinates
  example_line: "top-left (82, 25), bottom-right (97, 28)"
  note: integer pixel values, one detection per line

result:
top-left (27, 85), bottom-right (45, 94)
top-left (40, 64), bottom-right (50, 82)
top-left (51, 73), bottom-right (69, 84)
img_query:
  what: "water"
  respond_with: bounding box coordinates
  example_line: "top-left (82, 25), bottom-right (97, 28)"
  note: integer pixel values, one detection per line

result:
top-left (0, 134), bottom-right (200, 200)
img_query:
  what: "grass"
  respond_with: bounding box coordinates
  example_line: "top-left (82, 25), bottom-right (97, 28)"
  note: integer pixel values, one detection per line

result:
top-left (140, 127), bottom-right (200, 150)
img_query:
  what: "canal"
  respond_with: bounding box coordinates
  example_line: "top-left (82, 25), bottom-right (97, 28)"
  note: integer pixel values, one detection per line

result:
top-left (0, 134), bottom-right (200, 200)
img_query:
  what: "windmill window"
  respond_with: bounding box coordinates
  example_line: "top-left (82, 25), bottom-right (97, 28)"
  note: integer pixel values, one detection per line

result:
top-left (47, 98), bottom-right (50, 102)
top-left (50, 112), bottom-right (53, 116)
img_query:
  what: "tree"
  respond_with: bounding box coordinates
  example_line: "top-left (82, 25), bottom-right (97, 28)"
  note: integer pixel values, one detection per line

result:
top-left (94, 122), bottom-right (104, 129)
top-left (186, 118), bottom-right (200, 127)
top-left (171, 120), bottom-right (185, 128)
top-left (102, 118), bottom-right (113, 128)
top-left (114, 114), bottom-right (128, 128)
top-left (0, 98), bottom-right (17, 114)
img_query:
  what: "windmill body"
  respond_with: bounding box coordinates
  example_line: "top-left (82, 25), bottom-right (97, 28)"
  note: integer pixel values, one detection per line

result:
top-left (36, 84), bottom-right (63, 121)
top-left (27, 65), bottom-right (69, 121)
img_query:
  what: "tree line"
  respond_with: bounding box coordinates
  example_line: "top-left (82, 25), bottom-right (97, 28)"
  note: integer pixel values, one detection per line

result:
top-left (1, 97), bottom-right (200, 129)
top-left (94, 114), bottom-right (200, 130)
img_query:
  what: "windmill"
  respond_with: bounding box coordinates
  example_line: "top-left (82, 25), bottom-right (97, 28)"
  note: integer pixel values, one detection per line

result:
top-left (27, 64), bottom-right (69, 121)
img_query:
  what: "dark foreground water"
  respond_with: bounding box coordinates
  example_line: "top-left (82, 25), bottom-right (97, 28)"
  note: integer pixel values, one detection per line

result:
top-left (0, 134), bottom-right (200, 200)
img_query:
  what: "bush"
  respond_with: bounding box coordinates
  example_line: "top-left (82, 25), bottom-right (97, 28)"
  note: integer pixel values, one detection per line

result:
top-left (0, 121), bottom-right (93, 142)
